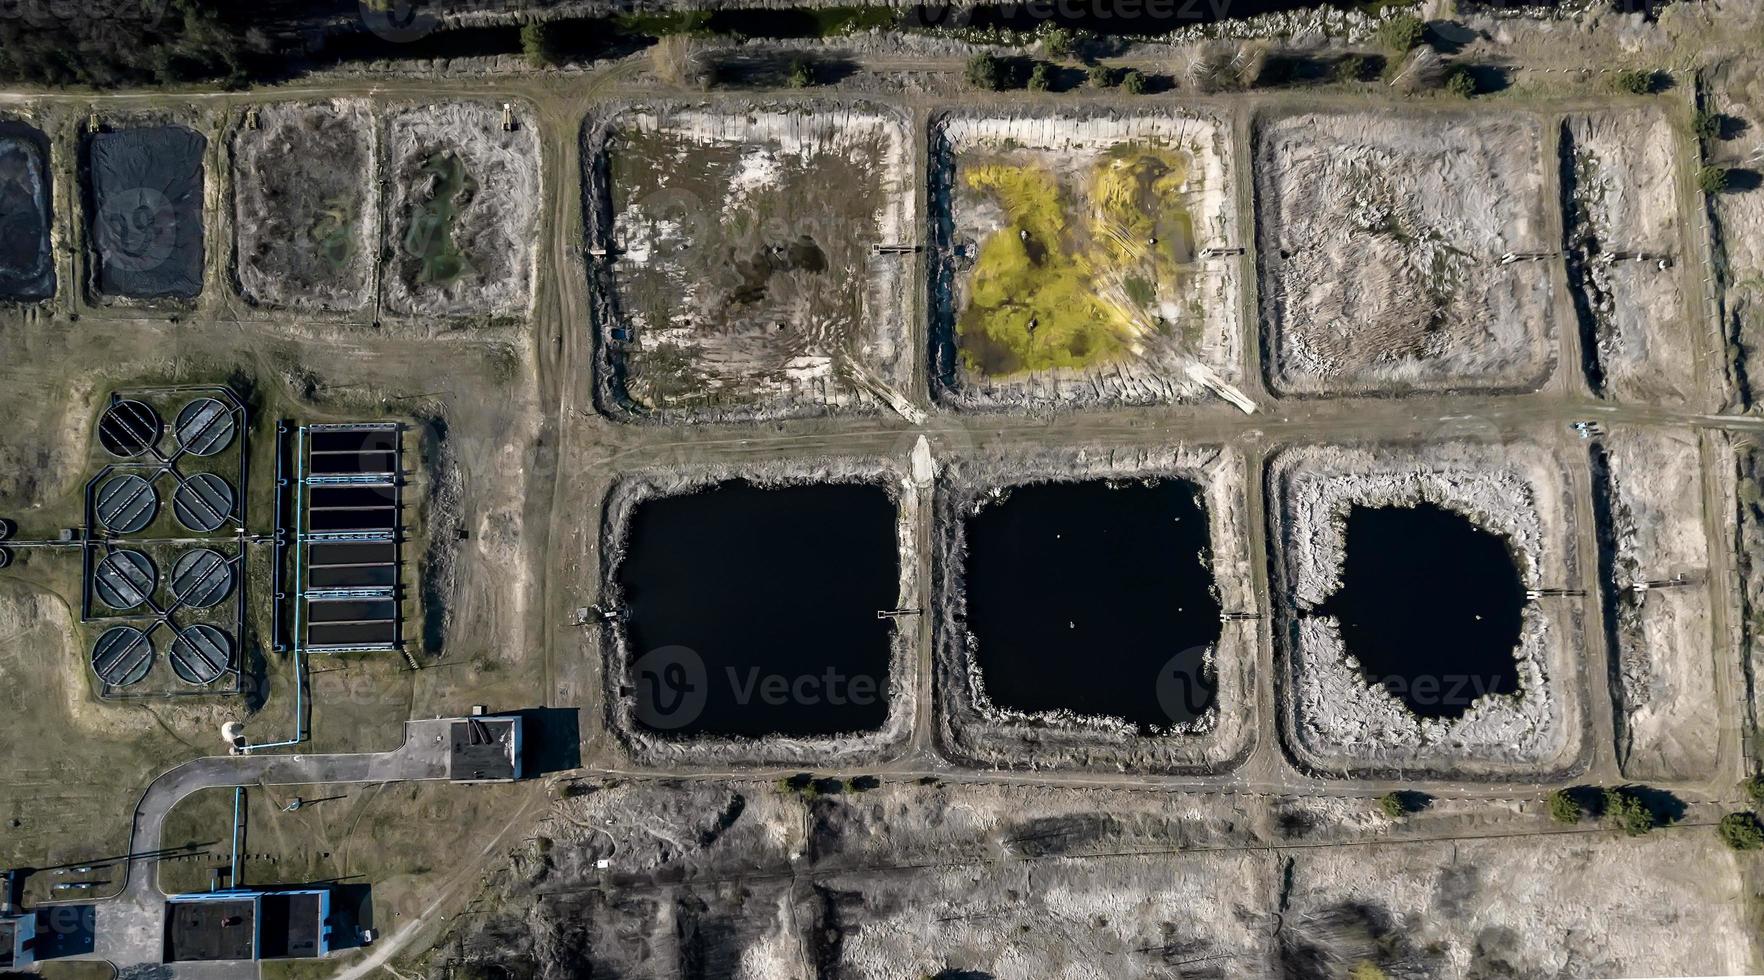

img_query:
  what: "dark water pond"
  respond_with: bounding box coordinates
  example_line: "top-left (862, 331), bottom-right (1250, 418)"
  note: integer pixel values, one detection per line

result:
top-left (1314, 503), bottom-right (1526, 719)
top-left (0, 123), bottom-right (53, 301)
top-left (87, 125), bottom-right (207, 299)
top-left (963, 478), bottom-right (1221, 732)
top-left (619, 480), bottom-right (897, 738)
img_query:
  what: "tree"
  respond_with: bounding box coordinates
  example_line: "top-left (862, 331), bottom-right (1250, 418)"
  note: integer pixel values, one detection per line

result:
top-left (1027, 61), bottom-right (1052, 91)
top-left (1120, 69), bottom-right (1149, 95)
top-left (1719, 812), bottom-right (1764, 851)
top-left (0, 0), bottom-right (265, 89)
top-left (847, 774), bottom-right (882, 792)
top-left (1604, 787), bottom-right (1656, 836)
top-left (1613, 68), bottom-right (1655, 95)
top-left (1547, 789), bottom-right (1585, 824)
top-left (786, 57), bottom-right (814, 88)
top-left (1376, 13), bottom-right (1427, 53)
top-left (1378, 792), bottom-right (1408, 819)
top-left (1699, 165), bottom-right (1732, 195)
top-left (1087, 63), bottom-right (1117, 88)
top-left (1041, 27), bottom-right (1078, 60)
top-left (965, 52), bottom-right (1009, 91)
top-left (1444, 65), bottom-right (1475, 98)
top-left (521, 21), bottom-right (563, 68)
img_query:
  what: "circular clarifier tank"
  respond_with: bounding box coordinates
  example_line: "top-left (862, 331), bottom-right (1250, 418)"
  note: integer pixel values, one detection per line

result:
top-left (91, 625), bottom-right (154, 687)
top-left (170, 549), bottom-right (233, 608)
top-left (95, 474), bottom-right (159, 533)
top-left (174, 398), bottom-right (235, 457)
top-left (97, 399), bottom-right (161, 458)
top-left (169, 624), bottom-right (232, 685)
top-left (93, 549), bottom-right (157, 610)
top-left (172, 473), bottom-right (235, 532)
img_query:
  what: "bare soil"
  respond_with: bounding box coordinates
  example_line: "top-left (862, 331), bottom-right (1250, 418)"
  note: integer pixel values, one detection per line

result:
top-left (1256, 109), bottom-right (1558, 396)
top-left (232, 100), bottom-right (378, 313)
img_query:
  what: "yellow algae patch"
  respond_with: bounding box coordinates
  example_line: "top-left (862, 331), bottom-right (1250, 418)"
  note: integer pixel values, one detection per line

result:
top-left (956, 144), bottom-right (1202, 377)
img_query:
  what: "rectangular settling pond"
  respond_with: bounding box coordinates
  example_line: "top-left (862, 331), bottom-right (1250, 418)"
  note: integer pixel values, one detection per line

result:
top-left (962, 478), bottom-right (1221, 732)
top-left (617, 479), bottom-right (898, 738)
top-left (87, 125), bottom-right (207, 299)
top-left (0, 121), bottom-right (54, 301)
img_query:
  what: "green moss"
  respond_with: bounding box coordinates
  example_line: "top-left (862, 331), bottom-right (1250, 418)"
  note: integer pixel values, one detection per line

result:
top-left (613, 10), bottom-right (713, 37)
top-left (308, 194), bottom-right (358, 272)
top-left (955, 145), bottom-right (1204, 377)
top-left (811, 7), bottom-right (898, 34)
top-left (402, 152), bottom-right (475, 288)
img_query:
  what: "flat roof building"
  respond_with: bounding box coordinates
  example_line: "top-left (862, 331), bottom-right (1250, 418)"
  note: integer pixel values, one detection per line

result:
top-left (0, 914), bottom-right (34, 969)
top-left (448, 715), bottom-right (523, 783)
top-left (164, 889), bottom-right (331, 962)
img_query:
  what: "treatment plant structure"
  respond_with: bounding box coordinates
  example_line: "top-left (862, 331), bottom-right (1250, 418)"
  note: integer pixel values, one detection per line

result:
top-left (1, 2), bottom-right (1764, 976)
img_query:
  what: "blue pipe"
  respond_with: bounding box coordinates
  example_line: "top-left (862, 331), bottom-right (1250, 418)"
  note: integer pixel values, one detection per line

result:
top-left (270, 421), bottom-right (286, 653)
top-left (229, 786), bottom-right (244, 888)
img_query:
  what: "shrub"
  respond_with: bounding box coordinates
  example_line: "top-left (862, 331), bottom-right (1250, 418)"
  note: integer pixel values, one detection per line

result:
top-left (650, 34), bottom-right (713, 89)
top-left (1028, 61), bottom-right (1052, 91)
top-left (1334, 54), bottom-right (1370, 83)
top-left (1547, 789), bottom-right (1586, 824)
top-left (1613, 68), bottom-right (1655, 95)
top-left (1720, 812), bottom-right (1764, 851)
top-left (786, 57), bottom-right (814, 88)
top-left (1120, 69), bottom-right (1149, 95)
top-left (1230, 41), bottom-right (1271, 89)
top-left (965, 52), bottom-right (1009, 91)
top-left (1184, 43), bottom-right (1230, 93)
top-left (1443, 65), bottom-right (1475, 98)
top-left (1604, 787), bottom-right (1656, 836)
top-left (1745, 774), bottom-right (1764, 806)
top-left (1695, 108), bottom-right (1722, 142)
top-left (520, 21), bottom-right (563, 68)
top-left (1378, 792), bottom-right (1408, 819)
top-left (1699, 164), bottom-right (1732, 195)
top-left (813, 776), bottom-right (846, 796)
top-left (1376, 13), bottom-right (1427, 53)
top-left (1088, 64), bottom-right (1117, 88)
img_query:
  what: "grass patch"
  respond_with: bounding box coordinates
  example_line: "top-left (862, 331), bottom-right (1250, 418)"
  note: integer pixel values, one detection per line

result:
top-left (956, 145), bottom-right (1201, 376)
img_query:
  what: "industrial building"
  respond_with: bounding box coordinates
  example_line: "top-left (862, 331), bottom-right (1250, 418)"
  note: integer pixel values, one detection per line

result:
top-left (163, 888), bottom-right (331, 963)
top-left (448, 715), bottom-right (523, 783)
